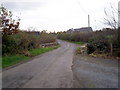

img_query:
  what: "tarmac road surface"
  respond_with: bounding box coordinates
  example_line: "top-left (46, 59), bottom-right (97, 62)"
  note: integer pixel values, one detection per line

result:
top-left (3, 40), bottom-right (76, 88)
top-left (2, 40), bottom-right (118, 88)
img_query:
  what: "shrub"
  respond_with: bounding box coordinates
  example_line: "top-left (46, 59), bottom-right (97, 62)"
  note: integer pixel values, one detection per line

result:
top-left (57, 32), bottom-right (92, 43)
top-left (75, 47), bottom-right (81, 54)
top-left (87, 43), bottom-right (96, 54)
top-left (57, 29), bottom-right (119, 56)
top-left (2, 31), bottom-right (56, 55)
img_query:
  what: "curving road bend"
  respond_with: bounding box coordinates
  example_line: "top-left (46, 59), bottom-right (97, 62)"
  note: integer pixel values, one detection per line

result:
top-left (2, 40), bottom-right (118, 88)
top-left (3, 40), bottom-right (77, 88)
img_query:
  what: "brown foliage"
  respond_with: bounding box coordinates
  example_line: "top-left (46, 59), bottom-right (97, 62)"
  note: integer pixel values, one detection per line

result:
top-left (0, 5), bottom-right (20, 34)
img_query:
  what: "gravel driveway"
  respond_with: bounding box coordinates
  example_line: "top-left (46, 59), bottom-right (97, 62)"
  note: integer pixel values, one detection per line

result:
top-left (72, 54), bottom-right (118, 88)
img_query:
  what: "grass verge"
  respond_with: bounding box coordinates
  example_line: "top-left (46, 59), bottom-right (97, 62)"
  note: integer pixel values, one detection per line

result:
top-left (70, 41), bottom-right (84, 45)
top-left (0, 57), bottom-right (2, 68)
top-left (2, 55), bottom-right (29, 68)
top-left (2, 45), bottom-right (60, 68)
top-left (30, 45), bottom-right (60, 56)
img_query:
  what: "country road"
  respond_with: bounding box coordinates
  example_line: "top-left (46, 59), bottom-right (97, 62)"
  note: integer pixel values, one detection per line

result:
top-left (3, 40), bottom-right (77, 88)
top-left (2, 40), bottom-right (119, 88)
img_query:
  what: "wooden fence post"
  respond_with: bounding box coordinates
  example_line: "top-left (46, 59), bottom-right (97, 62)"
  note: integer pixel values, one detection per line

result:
top-left (110, 43), bottom-right (113, 56)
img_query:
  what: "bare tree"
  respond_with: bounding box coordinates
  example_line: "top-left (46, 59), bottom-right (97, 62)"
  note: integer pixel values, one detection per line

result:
top-left (104, 4), bottom-right (118, 56)
top-left (104, 4), bottom-right (118, 30)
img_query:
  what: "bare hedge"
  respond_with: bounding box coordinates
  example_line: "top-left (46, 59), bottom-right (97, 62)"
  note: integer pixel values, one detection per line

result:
top-left (2, 31), bottom-right (56, 55)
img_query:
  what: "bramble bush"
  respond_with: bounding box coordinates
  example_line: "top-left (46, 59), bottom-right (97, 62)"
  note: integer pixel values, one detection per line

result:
top-left (57, 29), bottom-right (119, 56)
top-left (88, 29), bottom-right (119, 56)
top-left (2, 31), bottom-right (56, 55)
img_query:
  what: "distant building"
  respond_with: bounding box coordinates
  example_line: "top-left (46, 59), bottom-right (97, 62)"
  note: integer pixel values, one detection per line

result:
top-left (67, 27), bottom-right (93, 33)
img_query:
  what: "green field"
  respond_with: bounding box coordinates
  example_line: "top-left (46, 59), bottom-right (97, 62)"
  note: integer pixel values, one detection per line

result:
top-left (62, 40), bottom-right (84, 45)
top-left (2, 45), bottom-right (60, 68)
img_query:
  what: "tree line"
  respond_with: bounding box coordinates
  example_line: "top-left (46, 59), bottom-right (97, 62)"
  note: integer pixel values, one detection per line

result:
top-left (57, 28), bottom-right (120, 57)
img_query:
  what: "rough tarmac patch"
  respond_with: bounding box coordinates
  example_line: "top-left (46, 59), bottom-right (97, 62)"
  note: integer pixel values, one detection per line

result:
top-left (72, 54), bottom-right (118, 88)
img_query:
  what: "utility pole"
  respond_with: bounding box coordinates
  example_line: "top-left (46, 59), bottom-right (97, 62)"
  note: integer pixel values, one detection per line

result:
top-left (88, 14), bottom-right (90, 27)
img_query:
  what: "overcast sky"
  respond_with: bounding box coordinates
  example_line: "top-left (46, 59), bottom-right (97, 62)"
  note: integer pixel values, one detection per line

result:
top-left (0, 0), bottom-right (119, 32)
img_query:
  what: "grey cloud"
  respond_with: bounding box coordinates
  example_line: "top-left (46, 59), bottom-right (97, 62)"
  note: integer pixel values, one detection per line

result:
top-left (1, 2), bottom-right (47, 11)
